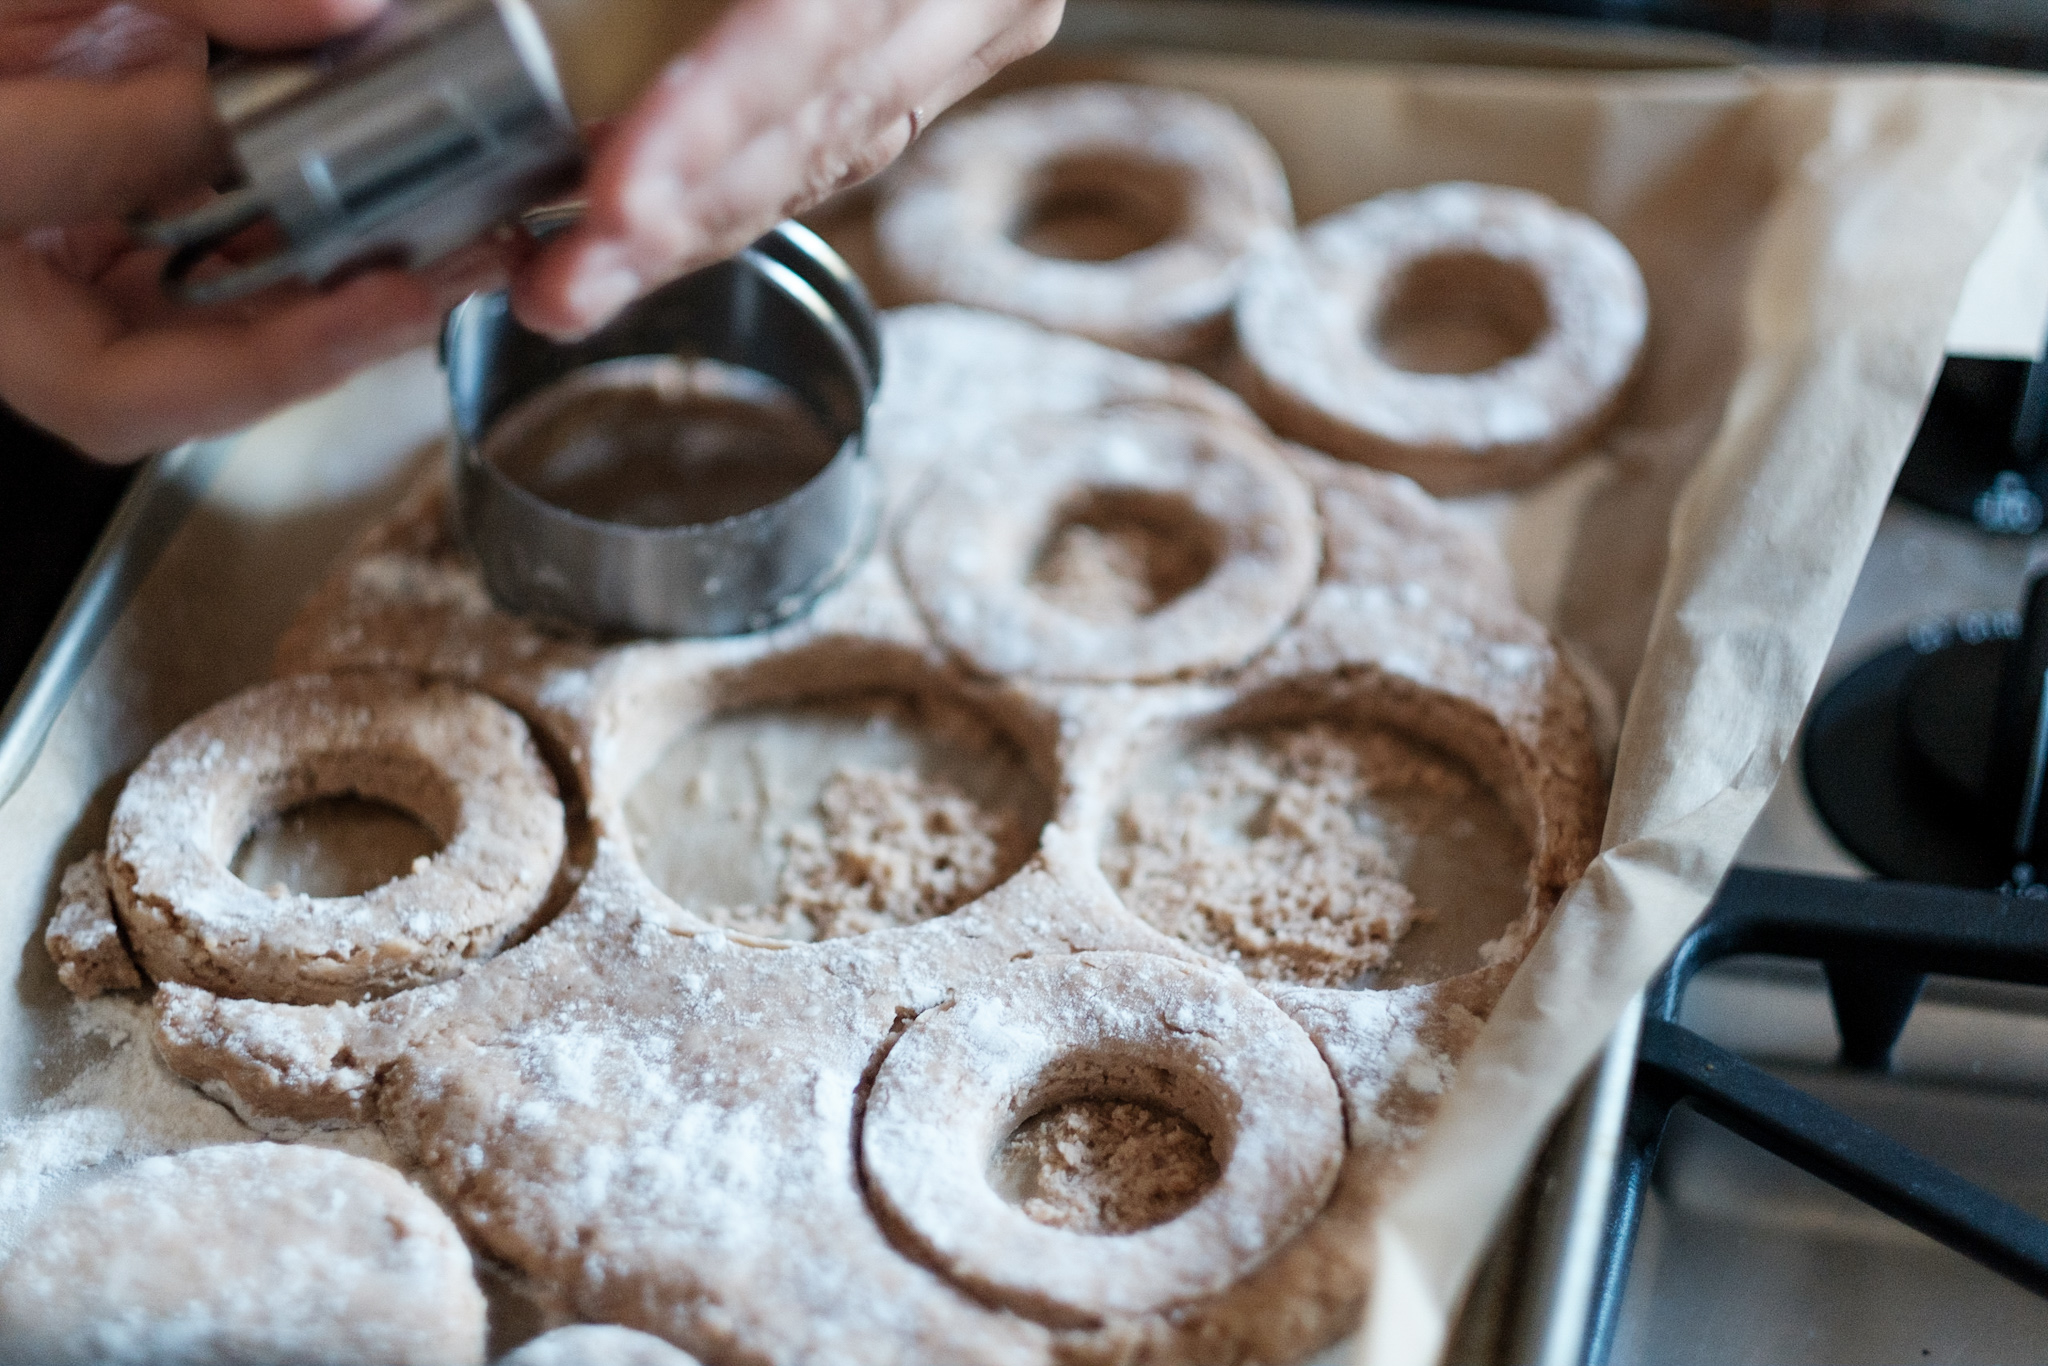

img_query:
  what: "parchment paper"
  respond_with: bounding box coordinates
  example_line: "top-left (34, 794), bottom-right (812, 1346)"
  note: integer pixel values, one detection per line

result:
top-left (848, 51), bottom-right (2048, 1363)
top-left (1333, 67), bottom-right (2048, 1366)
top-left (2, 49), bottom-right (2046, 1366)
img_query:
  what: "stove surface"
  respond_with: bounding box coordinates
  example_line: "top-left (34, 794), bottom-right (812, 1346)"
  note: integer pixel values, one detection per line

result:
top-left (1609, 507), bottom-right (2048, 1365)
top-left (1594, 148), bottom-right (2048, 1365)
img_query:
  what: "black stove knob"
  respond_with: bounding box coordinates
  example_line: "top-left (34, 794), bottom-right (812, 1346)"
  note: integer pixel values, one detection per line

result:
top-left (1895, 354), bottom-right (2048, 537)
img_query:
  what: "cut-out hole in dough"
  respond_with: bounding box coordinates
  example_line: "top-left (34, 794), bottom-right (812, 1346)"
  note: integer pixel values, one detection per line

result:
top-left (482, 356), bottom-right (840, 527)
top-left (989, 1097), bottom-right (1220, 1235)
top-left (1011, 152), bottom-right (1192, 263)
top-left (1028, 487), bottom-right (1222, 623)
top-left (626, 689), bottom-right (1050, 940)
top-left (1371, 250), bottom-right (1550, 376)
top-left (1104, 719), bottom-right (1531, 989)
top-left (230, 794), bottom-right (444, 900)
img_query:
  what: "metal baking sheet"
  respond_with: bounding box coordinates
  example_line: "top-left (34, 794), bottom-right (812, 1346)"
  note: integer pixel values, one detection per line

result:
top-left (0, 442), bottom-right (228, 808)
top-left (0, 5), bottom-right (1926, 1363)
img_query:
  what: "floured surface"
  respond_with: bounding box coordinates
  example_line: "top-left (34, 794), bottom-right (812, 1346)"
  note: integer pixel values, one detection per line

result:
top-left (1030, 501), bottom-right (1218, 621)
top-left (624, 691), bottom-right (1047, 939)
top-left (502, 1323), bottom-right (706, 1366)
top-left (231, 796), bottom-right (444, 900)
top-left (1106, 721), bottom-right (1532, 989)
top-left (991, 1098), bottom-right (1220, 1235)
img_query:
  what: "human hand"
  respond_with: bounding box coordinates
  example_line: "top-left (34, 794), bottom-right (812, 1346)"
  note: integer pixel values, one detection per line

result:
top-left (512, 0), bottom-right (1064, 340)
top-left (0, 0), bottom-right (510, 460)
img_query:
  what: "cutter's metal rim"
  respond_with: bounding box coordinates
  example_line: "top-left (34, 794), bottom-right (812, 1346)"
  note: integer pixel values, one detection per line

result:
top-left (443, 223), bottom-right (882, 638)
top-left (446, 251), bottom-right (872, 546)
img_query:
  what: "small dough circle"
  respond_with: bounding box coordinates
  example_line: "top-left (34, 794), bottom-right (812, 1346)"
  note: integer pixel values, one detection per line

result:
top-left (861, 951), bottom-right (1344, 1326)
top-left (896, 404), bottom-right (1320, 682)
top-left (877, 83), bottom-right (1294, 359)
top-left (1235, 181), bottom-right (1648, 494)
top-left (0, 1143), bottom-right (486, 1365)
top-left (107, 672), bottom-right (565, 1005)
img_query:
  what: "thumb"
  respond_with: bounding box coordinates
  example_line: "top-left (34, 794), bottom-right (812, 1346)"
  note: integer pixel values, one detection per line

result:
top-left (0, 68), bottom-right (230, 233)
top-left (146, 0), bottom-right (389, 49)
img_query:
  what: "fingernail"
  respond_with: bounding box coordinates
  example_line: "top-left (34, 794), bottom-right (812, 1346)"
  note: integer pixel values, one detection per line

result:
top-left (567, 264), bottom-right (640, 330)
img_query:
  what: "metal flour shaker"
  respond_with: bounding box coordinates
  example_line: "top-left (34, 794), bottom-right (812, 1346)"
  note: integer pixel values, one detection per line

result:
top-left (133, 0), bottom-right (582, 305)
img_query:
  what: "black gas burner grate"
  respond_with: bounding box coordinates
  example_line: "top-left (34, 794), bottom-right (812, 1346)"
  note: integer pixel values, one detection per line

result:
top-left (1585, 348), bottom-right (2048, 1361)
top-left (1584, 868), bottom-right (2048, 1364)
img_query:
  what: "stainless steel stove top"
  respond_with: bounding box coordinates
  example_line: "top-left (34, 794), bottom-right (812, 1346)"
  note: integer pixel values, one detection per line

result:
top-left (1576, 149), bottom-right (2048, 1366)
top-left (1609, 418), bottom-right (2048, 1361)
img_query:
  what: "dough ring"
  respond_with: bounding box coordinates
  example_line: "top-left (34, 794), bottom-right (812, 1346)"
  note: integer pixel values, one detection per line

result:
top-left (1235, 181), bottom-right (1648, 494)
top-left (107, 672), bottom-right (565, 1006)
top-left (896, 403), bottom-right (1319, 682)
top-left (861, 951), bottom-right (1344, 1327)
top-left (0, 1143), bottom-right (487, 1365)
top-left (876, 83), bottom-right (1293, 359)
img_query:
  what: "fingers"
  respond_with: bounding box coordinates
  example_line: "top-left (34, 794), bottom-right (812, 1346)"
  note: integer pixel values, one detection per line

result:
top-left (0, 3), bottom-right (202, 78)
top-left (817, 0), bottom-right (1063, 201)
top-left (509, 0), bottom-right (906, 335)
top-left (917, 0), bottom-right (1062, 123)
top-left (510, 0), bottom-right (1061, 340)
top-left (0, 68), bottom-right (227, 232)
top-left (0, 0), bottom-right (390, 232)
top-left (0, 237), bottom-right (503, 460)
top-left (141, 0), bottom-right (387, 50)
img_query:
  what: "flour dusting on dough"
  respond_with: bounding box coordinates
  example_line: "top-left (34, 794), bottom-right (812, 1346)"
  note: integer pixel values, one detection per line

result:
top-left (992, 1099), bottom-right (1219, 1234)
top-left (626, 691), bottom-right (1045, 942)
top-left (729, 766), bottom-right (1026, 940)
top-left (1106, 721), bottom-right (1529, 988)
top-left (1030, 499), bottom-right (1215, 623)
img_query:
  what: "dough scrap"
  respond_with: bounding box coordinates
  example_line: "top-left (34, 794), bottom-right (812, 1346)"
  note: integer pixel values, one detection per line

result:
top-left (46, 853), bottom-right (142, 998)
top-left (0, 1143), bottom-right (485, 1365)
top-left (994, 1098), bottom-right (1218, 1235)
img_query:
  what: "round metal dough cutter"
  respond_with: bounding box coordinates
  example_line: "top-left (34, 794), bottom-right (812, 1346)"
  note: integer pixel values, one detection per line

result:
top-left (444, 222), bottom-right (882, 638)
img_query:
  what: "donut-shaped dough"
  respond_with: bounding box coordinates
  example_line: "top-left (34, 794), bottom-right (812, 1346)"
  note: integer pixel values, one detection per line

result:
top-left (0, 1143), bottom-right (486, 1365)
top-left (877, 83), bottom-right (1293, 359)
top-left (896, 404), bottom-right (1319, 682)
top-left (1235, 181), bottom-right (1648, 494)
top-left (861, 951), bottom-right (1343, 1326)
top-left (107, 672), bottom-right (564, 1006)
